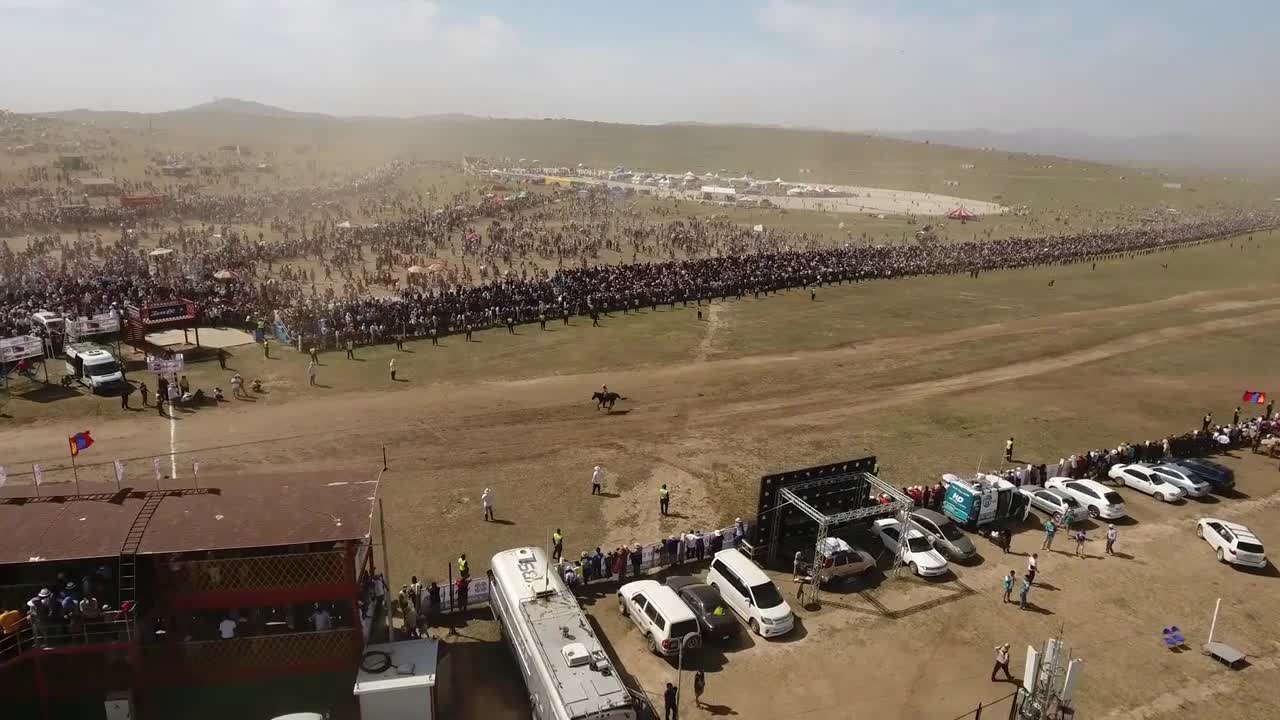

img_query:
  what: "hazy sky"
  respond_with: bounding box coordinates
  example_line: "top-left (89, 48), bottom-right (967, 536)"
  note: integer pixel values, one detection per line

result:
top-left (3, 0), bottom-right (1277, 137)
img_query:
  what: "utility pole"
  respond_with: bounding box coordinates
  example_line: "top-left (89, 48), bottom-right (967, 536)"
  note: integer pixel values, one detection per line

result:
top-left (1015, 632), bottom-right (1082, 719)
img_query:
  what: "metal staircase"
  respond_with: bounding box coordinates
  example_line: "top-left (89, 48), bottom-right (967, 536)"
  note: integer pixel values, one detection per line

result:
top-left (117, 492), bottom-right (166, 609)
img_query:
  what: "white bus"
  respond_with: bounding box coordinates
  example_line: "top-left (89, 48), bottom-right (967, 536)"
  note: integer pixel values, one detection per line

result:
top-left (489, 547), bottom-right (638, 720)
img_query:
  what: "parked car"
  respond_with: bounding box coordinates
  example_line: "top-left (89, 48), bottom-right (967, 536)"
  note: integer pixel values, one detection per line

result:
top-left (872, 518), bottom-right (949, 577)
top-left (1045, 478), bottom-right (1127, 520)
top-left (617, 580), bottom-right (703, 656)
top-left (1196, 518), bottom-right (1267, 568)
top-left (1146, 464), bottom-right (1211, 498)
top-left (909, 509), bottom-right (977, 560)
top-left (1173, 458), bottom-right (1236, 492)
top-left (706, 549), bottom-right (794, 638)
top-left (1107, 464), bottom-right (1184, 502)
top-left (665, 577), bottom-right (739, 643)
top-left (808, 537), bottom-right (876, 586)
top-left (1018, 486), bottom-right (1088, 524)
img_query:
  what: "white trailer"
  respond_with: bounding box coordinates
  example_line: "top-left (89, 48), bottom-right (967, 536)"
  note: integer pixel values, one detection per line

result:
top-left (489, 547), bottom-right (637, 720)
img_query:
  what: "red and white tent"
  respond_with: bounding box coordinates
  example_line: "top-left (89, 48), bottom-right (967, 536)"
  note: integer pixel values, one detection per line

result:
top-left (946, 206), bottom-right (978, 221)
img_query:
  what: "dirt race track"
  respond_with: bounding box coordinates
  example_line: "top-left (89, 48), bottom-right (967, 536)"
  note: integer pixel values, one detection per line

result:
top-left (2, 239), bottom-right (1279, 719)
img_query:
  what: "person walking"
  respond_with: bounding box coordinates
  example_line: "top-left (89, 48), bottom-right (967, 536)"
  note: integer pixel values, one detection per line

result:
top-left (389, 357), bottom-right (397, 381)
top-left (591, 465), bottom-right (603, 495)
top-left (457, 553), bottom-right (469, 580)
top-left (551, 529), bottom-right (563, 561)
top-left (991, 643), bottom-right (1014, 681)
top-left (1001, 570), bottom-right (1015, 604)
top-left (262, 337), bottom-right (270, 359)
top-left (1005, 437), bottom-right (1015, 462)
top-left (1041, 519), bottom-right (1056, 550)
top-left (218, 348), bottom-right (228, 369)
top-left (1105, 524), bottom-right (1117, 555)
top-left (1018, 574), bottom-right (1032, 610)
top-left (456, 576), bottom-right (470, 613)
top-left (659, 484), bottom-right (670, 515)
top-left (663, 682), bottom-right (679, 720)
top-left (1202, 412), bottom-right (1212, 432)
top-left (693, 670), bottom-right (706, 708)
top-left (138, 381), bottom-right (149, 407)
top-left (481, 488), bottom-right (494, 521)
top-left (1027, 553), bottom-right (1038, 584)
top-left (120, 382), bottom-right (133, 410)
top-left (1233, 406), bottom-right (1241, 425)
top-left (307, 360), bottom-right (318, 386)
top-left (1073, 529), bottom-right (1088, 557)
top-left (793, 550), bottom-right (806, 581)
top-left (346, 338), bottom-right (355, 360)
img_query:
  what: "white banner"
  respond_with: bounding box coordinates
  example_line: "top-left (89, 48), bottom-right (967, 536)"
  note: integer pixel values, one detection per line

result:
top-left (146, 354), bottom-right (185, 374)
top-left (32, 463), bottom-right (44, 485)
top-left (0, 335), bottom-right (44, 362)
top-left (71, 313), bottom-right (120, 338)
top-left (114, 460), bottom-right (126, 486)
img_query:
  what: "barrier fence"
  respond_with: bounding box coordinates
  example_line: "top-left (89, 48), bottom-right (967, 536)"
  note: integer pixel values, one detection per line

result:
top-left (407, 522), bottom-right (750, 616)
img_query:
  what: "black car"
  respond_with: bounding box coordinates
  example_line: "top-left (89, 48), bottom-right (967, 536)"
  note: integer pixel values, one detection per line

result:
top-left (666, 577), bottom-right (738, 643)
top-left (1174, 458), bottom-right (1236, 491)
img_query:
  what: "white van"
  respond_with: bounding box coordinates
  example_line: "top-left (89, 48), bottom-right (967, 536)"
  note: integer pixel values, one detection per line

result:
top-left (705, 549), bottom-right (794, 638)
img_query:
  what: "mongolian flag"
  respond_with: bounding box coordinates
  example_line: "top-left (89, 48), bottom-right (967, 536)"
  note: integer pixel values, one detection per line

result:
top-left (69, 430), bottom-right (95, 457)
top-left (1242, 391), bottom-right (1267, 405)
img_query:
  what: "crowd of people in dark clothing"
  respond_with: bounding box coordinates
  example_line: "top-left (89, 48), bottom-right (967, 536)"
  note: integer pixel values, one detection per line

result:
top-left (1, 165), bottom-right (1276, 353)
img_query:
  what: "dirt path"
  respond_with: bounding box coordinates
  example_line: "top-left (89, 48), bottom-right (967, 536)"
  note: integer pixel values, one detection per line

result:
top-left (692, 301), bottom-right (728, 362)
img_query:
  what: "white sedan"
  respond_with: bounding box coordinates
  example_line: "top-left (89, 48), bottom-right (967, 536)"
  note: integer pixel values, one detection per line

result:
top-left (1107, 464), bottom-right (1185, 502)
top-left (1148, 464), bottom-right (1211, 498)
top-left (1197, 518), bottom-right (1267, 568)
top-left (872, 518), bottom-right (949, 577)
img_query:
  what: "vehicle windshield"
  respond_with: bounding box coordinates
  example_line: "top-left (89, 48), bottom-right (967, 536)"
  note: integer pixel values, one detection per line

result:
top-left (1103, 492), bottom-right (1124, 505)
top-left (906, 536), bottom-right (933, 553)
top-left (670, 619), bottom-right (699, 639)
top-left (1237, 542), bottom-right (1265, 554)
top-left (749, 582), bottom-right (785, 610)
top-left (938, 522), bottom-right (965, 541)
top-left (87, 361), bottom-right (120, 376)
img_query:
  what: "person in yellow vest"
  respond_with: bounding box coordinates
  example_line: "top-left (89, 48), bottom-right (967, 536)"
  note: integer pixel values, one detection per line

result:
top-left (552, 529), bottom-right (563, 560)
top-left (659, 484), bottom-right (670, 515)
top-left (457, 553), bottom-right (469, 580)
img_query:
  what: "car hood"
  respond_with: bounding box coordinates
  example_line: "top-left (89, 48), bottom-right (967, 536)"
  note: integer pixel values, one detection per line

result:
top-left (912, 549), bottom-right (948, 569)
top-left (948, 536), bottom-right (977, 555)
top-left (758, 601), bottom-right (793, 622)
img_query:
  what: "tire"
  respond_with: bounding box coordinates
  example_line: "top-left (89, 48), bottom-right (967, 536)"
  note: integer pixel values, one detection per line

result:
top-left (1154, 493), bottom-right (1165, 503)
top-left (749, 619), bottom-right (760, 636)
top-left (1088, 506), bottom-right (1100, 519)
top-left (618, 595), bottom-right (628, 616)
top-left (1196, 525), bottom-right (1204, 538)
top-left (1216, 548), bottom-right (1226, 563)
top-left (909, 562), bottom-right (919, 576)
top-left (647, 634), bottom-right (658, 654)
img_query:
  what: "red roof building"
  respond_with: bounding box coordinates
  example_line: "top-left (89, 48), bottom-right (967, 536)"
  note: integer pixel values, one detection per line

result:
top-left (0, 466), bottom-right (381, 720)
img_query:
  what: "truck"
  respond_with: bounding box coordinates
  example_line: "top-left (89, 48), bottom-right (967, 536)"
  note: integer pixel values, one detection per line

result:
top-left (489, 546), bottom-right (638, 720)
top-left (940, 473), bottom-right (1030, 530)
top-left (63, 342), bottom-right (125, 393)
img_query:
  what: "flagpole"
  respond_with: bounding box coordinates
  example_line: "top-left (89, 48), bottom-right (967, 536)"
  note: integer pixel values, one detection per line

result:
top-left (70, 449), bottom-right (81, 496)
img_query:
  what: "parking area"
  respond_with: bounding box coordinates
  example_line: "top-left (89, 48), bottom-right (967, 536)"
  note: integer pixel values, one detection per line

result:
top-left (566, 452), bottom-right (1280, 719)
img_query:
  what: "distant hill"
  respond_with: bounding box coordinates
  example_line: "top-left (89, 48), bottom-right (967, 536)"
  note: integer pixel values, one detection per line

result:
top-left (888, 128), bottom-right (1280, 174)
top-left (172, 98), bottom-right (332, 120)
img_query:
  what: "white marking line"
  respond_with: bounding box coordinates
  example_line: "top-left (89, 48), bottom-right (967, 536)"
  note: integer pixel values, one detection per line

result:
top-left (169, 411), bottom-right (178, 479)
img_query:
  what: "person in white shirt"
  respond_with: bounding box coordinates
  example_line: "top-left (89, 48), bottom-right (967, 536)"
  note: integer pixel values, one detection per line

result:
top-left (481, 487), bottom-right (494, 521)
top-left (591, 465), bottom-right (603, 495)
top-left (310, 604), bottom-right (332, 631)
top-left (389, 357), bottom-right (397, 381)
top-left (307, 360), bottom-right (318, 386)
top-left (218, 615), bottom-right (237, 639)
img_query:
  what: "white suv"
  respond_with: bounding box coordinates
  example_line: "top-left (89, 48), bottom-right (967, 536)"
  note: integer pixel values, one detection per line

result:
top-left (1197, 518), bottom-right (1267, 568)
top-left (618, 580), bottom-right (702, 656)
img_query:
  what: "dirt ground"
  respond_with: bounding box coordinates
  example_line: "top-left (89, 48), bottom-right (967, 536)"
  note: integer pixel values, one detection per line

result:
top-left (2, 236), bottom-right (1279, 719)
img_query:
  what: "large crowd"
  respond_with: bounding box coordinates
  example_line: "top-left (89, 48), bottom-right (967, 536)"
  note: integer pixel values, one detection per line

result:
top-left (1, 166), bottom-right (1276, 349)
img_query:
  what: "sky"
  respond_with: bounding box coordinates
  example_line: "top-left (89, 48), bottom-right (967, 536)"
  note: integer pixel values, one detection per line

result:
top-left (2, 0), bottom-right (1277, 138)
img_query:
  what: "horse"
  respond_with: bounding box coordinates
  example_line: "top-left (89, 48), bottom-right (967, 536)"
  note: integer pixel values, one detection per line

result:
top-left (592, 391), bottom-right (625, 411)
